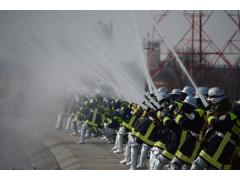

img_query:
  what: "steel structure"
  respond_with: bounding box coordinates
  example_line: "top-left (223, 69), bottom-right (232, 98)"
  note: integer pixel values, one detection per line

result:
top-left (146, 10), bottom-right (240, 87)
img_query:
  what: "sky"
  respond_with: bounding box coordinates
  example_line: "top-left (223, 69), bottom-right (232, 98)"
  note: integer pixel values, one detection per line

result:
top-left (0, 10), bottom-right (238, 101)
top-left (0, 10), bottom-right (238, 64)
top-left (0, 10), bottom-right (238, 106)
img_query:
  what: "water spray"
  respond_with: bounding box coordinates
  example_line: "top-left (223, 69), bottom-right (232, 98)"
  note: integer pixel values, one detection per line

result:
top-left (131, 11), bottom-right (163, 104)
top-left (145, 94), bottom-right (161, 109)
top-left (145, 11), bottom-right (209, 108)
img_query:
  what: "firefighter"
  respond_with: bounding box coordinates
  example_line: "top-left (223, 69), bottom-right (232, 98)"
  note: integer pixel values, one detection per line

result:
top-left (149, 88), bottom-right (181, 170)
top-left (70, 97), bottom-right (89, 136)
top-left (64, 93), bottom-right (81, 130)
top-left (169, 87), bottom-right (209, 169)
top-left (118, 103), bottom-right (134, 164)
top-left (55, 92), bottom-right (76, 130)
top-left (152, 95), bottom-right (197, 170)
top-left (110, 99), bottom-right (126, 153)
top-left (127, 89), bottom-right (162, 170)
top-left (128, 104), bottom-right (147, 169)
top-left (136, 91), bottom-right (170, 170)
top-left (119, 103), bottom-right (146, 168)
top-left (77, 96), bottom-right (105, 144)
top-left (191, 87), bottom-right (233, 170)
top-left (150, 86), bottom-right (194, 170)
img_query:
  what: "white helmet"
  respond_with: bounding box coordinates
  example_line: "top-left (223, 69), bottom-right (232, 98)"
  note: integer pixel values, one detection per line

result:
top-left (236, 99), bottom-right (240, 105)
top-left (158, 87), bottom-right (169, 94)
top-left (181, 86), bottom-right (195, 96)
top-left (158, 92), bottom-right (169, 102)
top-left (196, 87), bottom-right (209, 98)
top-left (207, 87), bottom-right (225, 105)
top-left (170, 89), bottom-right (182, 96)
top-left (183, 95), bottom-right (197, 108)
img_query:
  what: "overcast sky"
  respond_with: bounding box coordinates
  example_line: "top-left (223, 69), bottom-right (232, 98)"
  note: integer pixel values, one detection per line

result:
top-left (0, 11), bottom-right (238, 64)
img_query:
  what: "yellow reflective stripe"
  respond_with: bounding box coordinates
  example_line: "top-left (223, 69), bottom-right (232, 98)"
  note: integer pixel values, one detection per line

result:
top-left (175, 114), bottom-right (183, 124)
top-left (85, 108), bottom-right (98, 127)
top-left (177, 102), bottom-right (183, 109)
top-left (134, 122), bottom-right (156, 146)
top-left (176, 151), bottom-right (192, 164)
top-left (223, 164), bottom-right (232, 170)
top-left (232, 125), bottom-right (240, 138)
top-left (122, 122), bottom-right (133, 130)
top-left (122, 121), bottom-right (129, 128)
top-left (145, 122), bottom-right (155, 138)
top-left (199, 150), bottom-right (222, 169)
top-left (178, 130), bottom-right (187, 149)
top-left (128, 116), bottom-right (136, 127)
top-left (229, 112), bottom-right (237, 121)
top-left (92, 126), bottom-right (97, 132)
top-left (100, 114), bottom-right (105, 126)
top-left (133, 109), bottom-right (138, 115)
top-left (213, 132), bottom-right (232, 160)
top-left (74, 111), bottom-right (80, 119)
top-left (191, 141), bottom-right (201, 161)
top-left (175, 141), bottom-right (201, 164)
top-left (208, 116), bottom-right (216, 124)
top-left (92, 108), bottom-right (98, 123)
top-left (133, 133), bottom-right (155, 146)
top-left (85, 121), bottom-right (98, 127)
top-left (72, 111), bottom-right (80, 122)
top-left (236, 119), bottom-right (240, 127)
top-left (131, 128), bottom-right (138, 136)
top-left (122, 116), bottom-right (136, 130)
top-left (157, 111), bottom-right (161, 120)
top-left (141, 110), bottom-right (147, 118)
top-left (154, 141), bottom-right (166, 149)
top-left (196, 109), bottom-right (205, 117)
top-left (132, 122), bottom-right (165, 149)
top-left (163, 116), bottom-right (171, 124)
top-left (162, 150), bottom-right (174, 160)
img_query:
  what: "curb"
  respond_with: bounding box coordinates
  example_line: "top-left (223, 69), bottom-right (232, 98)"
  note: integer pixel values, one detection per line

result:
top-left (42, 138), bottom-right (81, 170)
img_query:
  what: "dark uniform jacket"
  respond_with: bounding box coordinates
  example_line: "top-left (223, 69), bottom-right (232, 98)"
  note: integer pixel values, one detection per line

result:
top-left (199, 112), bottom-right (240, 169)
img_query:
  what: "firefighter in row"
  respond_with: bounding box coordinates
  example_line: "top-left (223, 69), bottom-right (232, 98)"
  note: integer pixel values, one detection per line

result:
top-left (134, 88), bottom-right (170, 170)
top-left (169, 87), bottom-right (209, 169)
top-left (69, 95), bottom-right (89, 136)
top-left (119, 103), bottom-right (146, 168)
top-left (118, 103), bottom-right (137, 165)
top-left (191, 87), bottom-right (239, 170)
top-left (55, 91), bottom-right (79, 130)
top-left (77, 95), bottom-right (106, 144)
top-left (149, 88), bottom-right (182, 170)
top-left (149, 86), bottom-right (195, 170)
top-left (55, 86), bottom-right (240, 170)
top-left (103, 98), bottom-right (123, 145)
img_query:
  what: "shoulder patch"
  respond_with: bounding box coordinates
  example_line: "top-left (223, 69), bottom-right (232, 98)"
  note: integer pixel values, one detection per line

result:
top-left (219, 115), bottom-right (226, 121)
top-left (188, 113), bottom-right (195, 120)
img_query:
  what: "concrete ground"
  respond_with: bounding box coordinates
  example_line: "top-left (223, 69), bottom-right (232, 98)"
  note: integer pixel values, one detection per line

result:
top-left (0, 122), bottom-right (128, 170)
top-left (0, 126), bottom-right (60, 170)
top-left (43, 130), bottom-right (128, 170)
